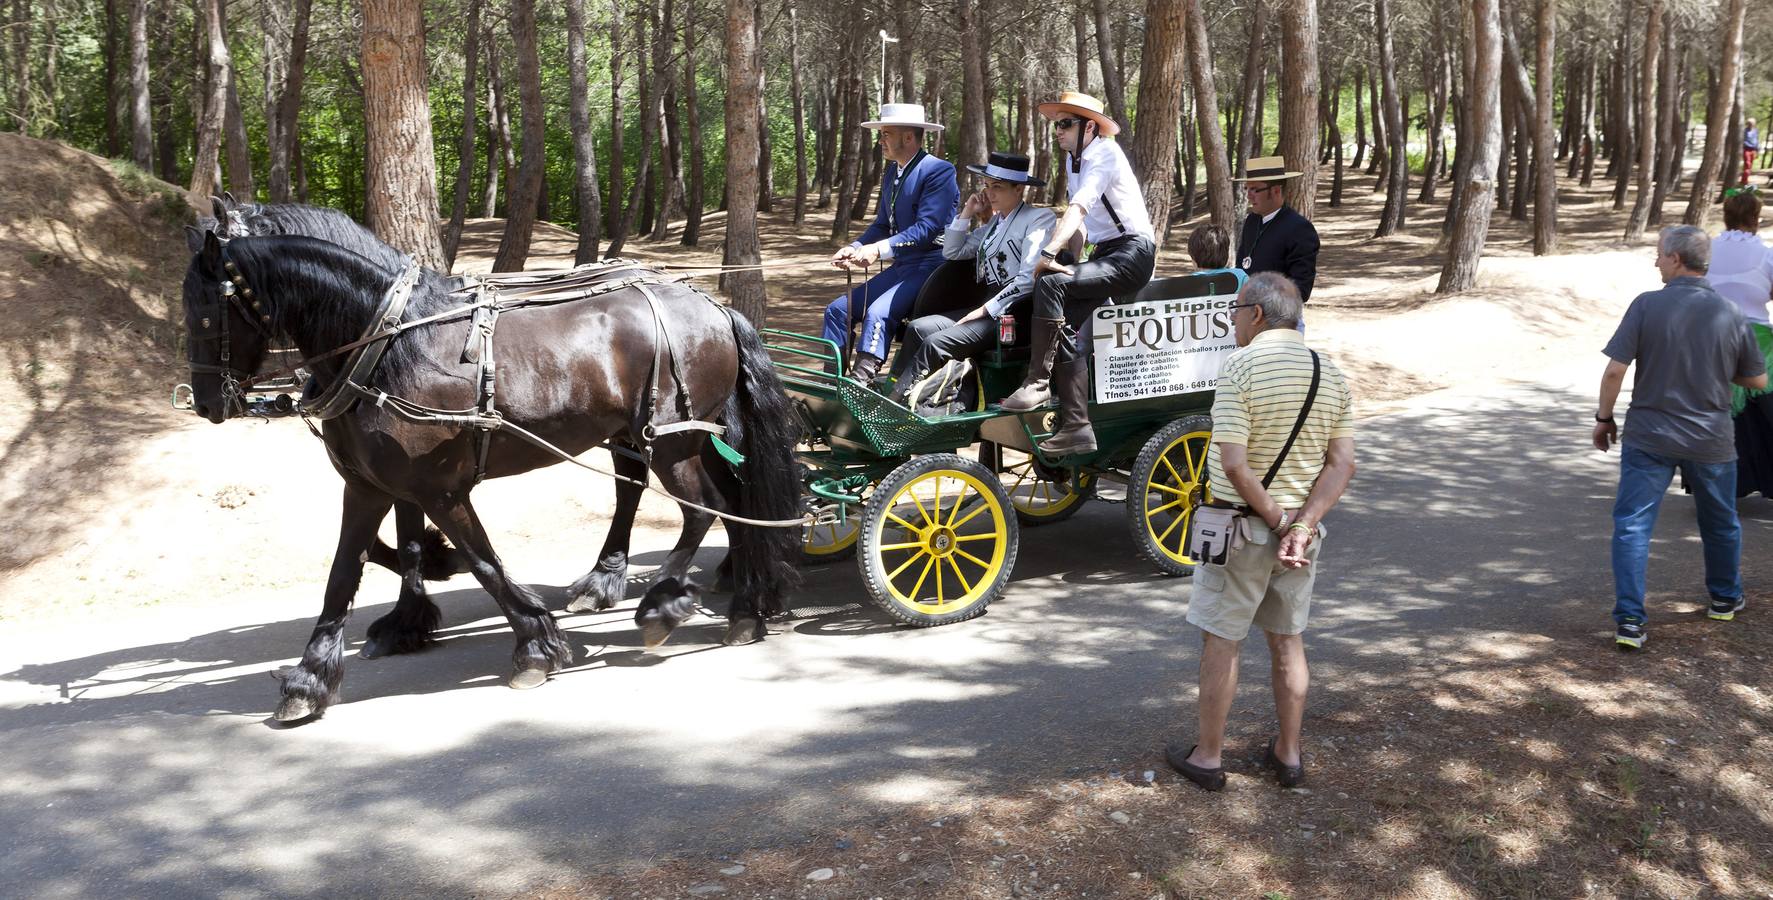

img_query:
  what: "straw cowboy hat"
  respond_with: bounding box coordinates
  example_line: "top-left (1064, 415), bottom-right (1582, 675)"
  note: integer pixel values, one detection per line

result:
top-left (861, 102), bottom-right (945, 132)
top-left (1232, 155), bottom-right (1304, 182)
top-left (965, 151), bottom-right (1046, 187)
top-left (1036, 91), bottom-right (1120, 137)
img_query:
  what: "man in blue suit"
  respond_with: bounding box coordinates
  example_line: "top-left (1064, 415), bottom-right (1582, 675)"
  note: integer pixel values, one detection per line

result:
top-left (823, 103), bottom-right (960, 383)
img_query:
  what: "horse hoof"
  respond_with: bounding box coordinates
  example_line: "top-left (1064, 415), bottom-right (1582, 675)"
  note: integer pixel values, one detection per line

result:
top-left (722, 619), bottom-right (762, 646)
top-left (273, 696), bottom-right (317, 722)
top-left (565, 595), bottom-right (616, 614)
top-left (640, 618), bottom-right (675, 650)
top-left (359, 639), bottom-right (386, 660)
top-left (508, 667), bottom-right (549, 690)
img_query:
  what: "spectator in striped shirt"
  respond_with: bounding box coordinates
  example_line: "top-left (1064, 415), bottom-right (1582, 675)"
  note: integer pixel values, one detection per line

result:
top-left (1166, 273), bottom-right (1358, 792)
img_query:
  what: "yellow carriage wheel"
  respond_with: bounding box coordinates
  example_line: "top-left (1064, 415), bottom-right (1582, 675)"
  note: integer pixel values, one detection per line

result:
top-left (800, 506), bottom-right (860, 564)
top-left (859, 454), bottom-right (1020, 626)
top-left (1126, 415), bottom-right (1214, 577)
top-left (996, 447), bottom-right (1093, 526)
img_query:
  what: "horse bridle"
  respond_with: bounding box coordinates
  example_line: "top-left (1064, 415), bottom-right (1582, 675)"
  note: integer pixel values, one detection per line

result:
top-left (187, 246), bottom-right (277, 418)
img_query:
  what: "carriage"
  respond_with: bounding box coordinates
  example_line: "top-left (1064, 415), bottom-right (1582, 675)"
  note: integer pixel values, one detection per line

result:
top-left (764, 262), bottom-right (1244, 627)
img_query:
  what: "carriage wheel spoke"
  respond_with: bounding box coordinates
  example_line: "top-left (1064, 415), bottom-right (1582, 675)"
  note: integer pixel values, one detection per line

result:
top-left (910, 489), bottom-right (936, 531)
top-left (1160, 454), bottom-right (1184, 488)
top-left (950, 501), bottom-right (991, 530)
top-left (1170, 509), bottom-right (1195, 555)
top-left (878, 541), bottom-right (925, 551)
top-left (954, 548), bottom-right (991, 568)
top-left (955, 532), bottom-right (998, 542)
top-left (945, 485), bottom-right (971, 527)
top-left (1150, 481), bottom-right (1189, 498)
top-left (888, 549), bottom-right (929, 580)
top-left (1157, 509), bottom-right (1188, 544)
top-left (947, 558), bottom-right (974, 595)
top-left (1146, 497), bottom-right (1186, 517)
top-left (934, 559), bottom-right (946, 601)
top-left (1180, 439), bottom-right (1199, 476)
top-left (885, 511), bottom-right (921, 533)
top-left (905, 556), bottom-right (936, 599)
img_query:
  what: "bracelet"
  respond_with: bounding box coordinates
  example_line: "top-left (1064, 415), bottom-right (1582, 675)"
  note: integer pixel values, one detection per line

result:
top-left (1287, 522), bottom-right (1313, 533)
top-left (1040, 248), bottom-right (1059, 260)
top-left (1595, 414), bottom-right (1615, 423)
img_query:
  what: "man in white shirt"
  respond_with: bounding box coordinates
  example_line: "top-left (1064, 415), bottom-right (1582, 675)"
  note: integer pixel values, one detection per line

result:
top-left (997, 91), bottom-right (1157, 457)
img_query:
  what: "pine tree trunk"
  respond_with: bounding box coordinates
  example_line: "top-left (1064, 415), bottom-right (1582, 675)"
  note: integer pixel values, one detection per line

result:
top-left (957, 0), bottom-right (989, 168)
top-left (1234, 0), bottom-right (1270, 176)
top-left (1367, 62), bottom-right (1385, 178)
top-left (1611, 4), bottom-right (1633, 210)
top-left (1624, 0), bottom-right (1663, 240)
top-left (1184, 0), bottom-right (1236, 239)
top-left (754, 0), bottom-right (773, 212)
top-left (1180, 94), bottom-right (1198, 219)
top-left (720, 0), bottom-right (766, 323)
top-left (481, 67), bottom-right (501, 218)
top-left (214, 0), bottom-right (253, 199)
top-left (682, 4), bottom-right (706, 245)
top-left (188, 0), bottom-right (229, 205)
top-left (635, 5), bottom-right (655, 236)
top-left (788, 1), bottom-right (808, 227)
top-left (1647, 24), bottom-right (1675, 225)
top-left (1498, 78), bottom-right (1515, 213)
top-left (1092, 0), bottom-right (1126, 131)
top-left (1720, 68), bottom-right (1744, 192)
top-left (268, 0), bottom-right (310, 203)
top-left (1352, 65), bottom-right (1367, 170)
top-left (1375, 0), bottom-right (1408, 235)
top-left (1437, 0), bottom-right (1502, 292)
top-left (1278, 0), bottom-right (1319, 218)
top-left (1580, 54), bottom-right (1598, 186)
top-left (104, 0), bottom-right (121, 155)
top-left (1129, 0), bottom-right (1185, 229)
top-left (828, 25), bottom-right (863, 245)
top-left (1418, 12), bottom-right (1449, 204)
top-left (492, 0), bottom-right (544, 271)
top-left (1511, 89), bottom-right (1530, 220)
top-left (651, 0), bottom-right (685, 241)
top-left (1685, 0), bottom-right (1746, 225)
top-left (1532, 0), bottom-right (1557, 253)
top-left (361, 0), bottom-right (444, 266)
top-left (128, 0), bottom-right (152, 169)
top-left (484, 37), bottom-right (515, 218)
top-left (1330, 68), bottom-right (1345, 207)
top-left (1073, 2), bottom-right (1091, 94)
top-left (564, 0), bottom-right (601, 262)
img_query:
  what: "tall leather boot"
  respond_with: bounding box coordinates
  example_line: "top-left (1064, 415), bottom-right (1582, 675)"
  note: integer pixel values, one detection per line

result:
top-left (997, 316), bottom-right (1066, 412)
top-left (848, 351), bottom-right (883, 385)
top-left (1037, 357), bottom-right (1097, 455)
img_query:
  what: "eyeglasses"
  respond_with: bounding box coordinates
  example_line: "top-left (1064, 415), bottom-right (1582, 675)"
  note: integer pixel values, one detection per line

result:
top-left (1227, 302), bottom-right (1259, 314)
top-left (1052, 118), bottom-right (1082, 131)
top-left (1244, 183), bottom-right (1279, 194)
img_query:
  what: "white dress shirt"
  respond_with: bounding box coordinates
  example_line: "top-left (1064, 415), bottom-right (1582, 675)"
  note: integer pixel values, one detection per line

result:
top-left (1709, 230), bottom-right (1773, 325)
top-left (1069, 137), bottom-right (1154, 243)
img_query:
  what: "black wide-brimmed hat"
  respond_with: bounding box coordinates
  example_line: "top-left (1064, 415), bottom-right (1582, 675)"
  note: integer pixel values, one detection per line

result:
top-left (965, 151), bottom-right (1046, 187)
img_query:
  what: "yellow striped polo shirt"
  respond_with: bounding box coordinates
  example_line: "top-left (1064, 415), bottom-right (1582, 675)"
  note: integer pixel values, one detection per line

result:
top-left (1206, 328), bottom-right (1354, 508)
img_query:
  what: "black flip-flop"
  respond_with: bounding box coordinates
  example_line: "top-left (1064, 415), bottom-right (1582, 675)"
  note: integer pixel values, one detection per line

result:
top-left (1165, 743), bottom-right (1226, 792)
top-left (1264, 737), bottom-right (1306, 788)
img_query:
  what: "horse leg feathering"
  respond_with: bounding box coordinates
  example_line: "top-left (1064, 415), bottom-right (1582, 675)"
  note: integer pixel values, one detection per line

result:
top-left (362, 502), bottom-right (446, 659)
top-left (275, 483), bottom-right (393, 724)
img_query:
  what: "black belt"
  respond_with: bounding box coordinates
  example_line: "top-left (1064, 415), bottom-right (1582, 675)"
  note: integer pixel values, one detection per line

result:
top-left (1206, 499), bottom-right (1251, 512)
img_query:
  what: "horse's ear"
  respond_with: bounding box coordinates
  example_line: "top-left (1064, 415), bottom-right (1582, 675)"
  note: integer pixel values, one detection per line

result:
top-left (222, 190), bottom-right (237, 205)
top-left (184, 225), bottom-right (207, 254)
top-left (201, 230), bottom-right (225, 271)
top-left (211, 195), bottom-right (228, 218)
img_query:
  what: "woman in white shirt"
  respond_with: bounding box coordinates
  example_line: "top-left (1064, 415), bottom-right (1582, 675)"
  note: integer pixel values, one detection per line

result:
top-left (1711, 187), bottom-right (1773, 497)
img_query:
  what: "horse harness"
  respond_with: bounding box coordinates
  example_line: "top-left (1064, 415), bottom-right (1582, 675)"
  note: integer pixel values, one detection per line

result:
top-left (210, 254), bottom-right (731, 485)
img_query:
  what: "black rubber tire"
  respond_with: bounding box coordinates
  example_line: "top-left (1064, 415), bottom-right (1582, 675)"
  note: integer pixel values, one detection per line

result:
top-left (1126, 415), bottom-right (1214, 578)
top-left (800, 506), bottom-right (860, 565)
top-left (997, 448), bottom-right (1092, 527)
top-left (858, 453), bottom-right (1019, 626)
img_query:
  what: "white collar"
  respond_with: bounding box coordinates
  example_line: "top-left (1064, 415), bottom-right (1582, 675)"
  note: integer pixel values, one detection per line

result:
top-left (1719, 229), bottom-right (1765, 243)
top-left (1261, 207), bottom-right (1281, 225)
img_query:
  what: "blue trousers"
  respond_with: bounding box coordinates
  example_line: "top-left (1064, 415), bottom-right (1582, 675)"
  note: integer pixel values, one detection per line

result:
top-left (821, 258), bottom-right (943, 362)
top-left (1611, 443), bottom-right (1743, 625)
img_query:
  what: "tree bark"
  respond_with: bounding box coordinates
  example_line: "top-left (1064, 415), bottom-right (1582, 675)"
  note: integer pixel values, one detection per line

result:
top-left (104, 0), bottom-right (121, 154)
top-left (1367, 62), bottom-right (1385, 178)
top-left (1437, 0), bottom-right (1502, 292)
top-left (483, 36), bottom-right (515, 218)
top-left (1417, 12), bottom-right (1449, 204)
top-left (1610, 3), bottom-right (1633, 210)
top-left (828, 23), bottom-right (864, 245)
top-left (1129, 0), bottom-right (1185, 230)
top-left (1329, 66), bottom-right (1345, 207)
top-left (1624, 0), bottom-right (1663, 241)
top-left (652, 0), bottom-right (686, 241)
top-left (957, 0), bottom-right (989, 167)
top-left (1184, 0), bottom-right (1236, 239)
top-left (721, 0), bottom-right (766, 323)
top-left (682, 2), bottom-right (706, 245)
top-left (1686, 0), bottom-right (1746, 224)
top-left (1720, 67), bottom-right (1744, 191)
top-left (1647, 22), bottom-right (1676, 225)
top-left (1091, 0), bottom-right (1127, 131)
top-left (1073, 2), bottom-right (1091, 94)
top-left (1234, 0), bottom-right (1271, 178)
top-left (787, 0), bottom-right (808, 227)
top-left (564, 0), bottom-right (601, 263)
top-left (128, 0), bottom-right (152, 169)
top-left (267, 0), bottom-right (311, 203)
top-left (1351, 65), bottom-right (1366, 170)
top-left (754, 0), bottom-right (773, 212)
top-left (217, 0), bottom-right (253, 199)
top-left (360, 0), bottom-right (445, 267)
top-left (492, 0), bottom-right (544, 271)
top-left (1277, 0), bottom-right (1319, 217)
top-left (1374, 0), bottom-right (1407, 235)
top-left (1532, 0), bottom-right (1557, 253)
top-left (188, 0), bottom-right (229, 205)
top-left (611, 0), bottom-right (665, 253)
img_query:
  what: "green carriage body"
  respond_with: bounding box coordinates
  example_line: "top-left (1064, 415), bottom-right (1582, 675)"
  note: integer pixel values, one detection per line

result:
top-left (764, 269), bottom-right (1239, 626)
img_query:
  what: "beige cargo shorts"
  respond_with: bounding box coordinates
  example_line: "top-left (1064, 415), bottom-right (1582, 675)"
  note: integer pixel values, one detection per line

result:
top-left (1184, 522), bottom-right (1326, 641)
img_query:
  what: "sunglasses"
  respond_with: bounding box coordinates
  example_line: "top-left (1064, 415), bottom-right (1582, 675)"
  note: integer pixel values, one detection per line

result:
top-left (1052, 117), bottom-right (1083, 131)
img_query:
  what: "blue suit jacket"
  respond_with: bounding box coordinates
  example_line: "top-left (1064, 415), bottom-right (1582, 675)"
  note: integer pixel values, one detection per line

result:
top-left (852, 151), bottom-right (960, 267)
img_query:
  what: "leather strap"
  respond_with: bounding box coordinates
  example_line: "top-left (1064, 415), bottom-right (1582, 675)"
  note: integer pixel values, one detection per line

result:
top-left (1260, 349), bottom-right (1321, 490)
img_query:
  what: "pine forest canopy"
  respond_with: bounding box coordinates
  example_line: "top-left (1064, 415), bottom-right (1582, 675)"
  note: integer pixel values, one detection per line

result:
top-left (4, 0), bottom-right (1771, 295)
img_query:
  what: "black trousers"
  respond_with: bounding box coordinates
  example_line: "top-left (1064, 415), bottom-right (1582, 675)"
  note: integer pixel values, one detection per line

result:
top-left (1033, 234), bottom-right (1157, 363)
top-left (898, 294), bottom-right (1031, 377)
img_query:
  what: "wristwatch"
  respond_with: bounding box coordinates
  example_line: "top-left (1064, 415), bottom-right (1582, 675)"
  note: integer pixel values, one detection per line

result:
top-left (1272, 510), bottom-right (1292, 533)
top-left (1595, 413), bottom-right (1615, 423)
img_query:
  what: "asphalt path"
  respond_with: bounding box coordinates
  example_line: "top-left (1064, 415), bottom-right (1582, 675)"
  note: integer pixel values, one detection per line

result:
top-left (6, 378), bottom-right (1772, 898)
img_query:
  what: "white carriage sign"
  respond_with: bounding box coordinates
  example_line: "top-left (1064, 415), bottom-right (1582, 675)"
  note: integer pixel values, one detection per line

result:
top-left (1089, 295), bottom-right (1239, 404)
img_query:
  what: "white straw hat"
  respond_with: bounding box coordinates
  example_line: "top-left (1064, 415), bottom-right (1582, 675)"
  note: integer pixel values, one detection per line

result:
top-left (861, 103), bottom-right (944, 132)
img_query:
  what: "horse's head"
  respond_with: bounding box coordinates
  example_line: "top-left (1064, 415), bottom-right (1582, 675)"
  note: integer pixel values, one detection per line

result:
top-left (182, 231), bottom-right (276, 423)
top-left (187, 194), bottom-right (259, 254)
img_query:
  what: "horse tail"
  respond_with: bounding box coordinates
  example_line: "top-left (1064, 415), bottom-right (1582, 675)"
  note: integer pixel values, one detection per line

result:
top-left (721, 309), bottom-right (803, 620)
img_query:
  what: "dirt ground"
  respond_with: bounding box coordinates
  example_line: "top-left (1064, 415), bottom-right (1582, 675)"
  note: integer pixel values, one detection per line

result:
top-left (4, 134), bottom-right (1770, 896)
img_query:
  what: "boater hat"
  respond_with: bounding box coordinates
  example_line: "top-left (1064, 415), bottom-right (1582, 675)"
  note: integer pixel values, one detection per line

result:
top-left (965, 151), bottom-right (1046, 187)
top-left (1036, 91), bottom-right (1120, 137)
top-left (1233, 155), bottom-right (1303, 182)
top-left (862, 102), bottom-right (945, 132)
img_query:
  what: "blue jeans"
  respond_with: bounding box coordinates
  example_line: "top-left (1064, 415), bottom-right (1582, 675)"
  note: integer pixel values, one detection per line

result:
top-left (1611, 444), bottom-right (1742, 625)
top-left (821, 258), bottom-right (943, 363)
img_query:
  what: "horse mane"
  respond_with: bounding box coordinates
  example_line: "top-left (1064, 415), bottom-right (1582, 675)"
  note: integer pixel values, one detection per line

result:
top-left (205, 200), bottom-right (464, 292)
top-left (223, 235), bottom-right (455, 381)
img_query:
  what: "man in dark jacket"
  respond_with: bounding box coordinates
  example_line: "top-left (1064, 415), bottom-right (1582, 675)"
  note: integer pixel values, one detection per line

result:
top-left (1235, 156), bottom-right (1320, 320)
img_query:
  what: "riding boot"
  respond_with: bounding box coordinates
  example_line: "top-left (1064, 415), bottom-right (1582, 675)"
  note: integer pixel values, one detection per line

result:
top-left (997, 317), bottom-right (1065, 412)
top-left (1037, 358), bottom-right (1097, 456)
top-left (888, 363), bottom-right (926, 406)
top-left (848, 352), bottom-right (883, 385)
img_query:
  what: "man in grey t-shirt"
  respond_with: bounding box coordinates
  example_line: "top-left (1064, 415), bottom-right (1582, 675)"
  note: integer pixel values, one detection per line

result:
top-left (1595, 225), bottom-right (1768, 649)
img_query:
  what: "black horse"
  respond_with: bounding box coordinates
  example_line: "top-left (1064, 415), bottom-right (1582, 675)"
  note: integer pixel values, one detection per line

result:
top-left (182, 230), bottom-right (801, 722)
top-left (189, 197), bottom-right (717, 632)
